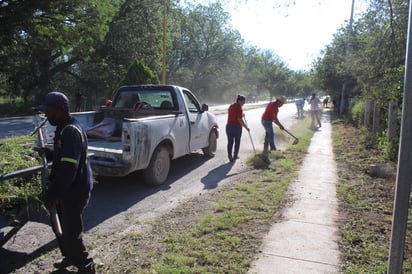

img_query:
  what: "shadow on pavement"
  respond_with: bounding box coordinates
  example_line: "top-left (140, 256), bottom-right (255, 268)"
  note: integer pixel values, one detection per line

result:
top-left (201, 162), bottom-right (236, 189)
top-left (1, 152), bottom-right (211, 273)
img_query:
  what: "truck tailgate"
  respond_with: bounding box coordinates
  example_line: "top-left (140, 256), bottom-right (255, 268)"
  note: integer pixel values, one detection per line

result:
top-left (88, 140), bottom-right (123, 154)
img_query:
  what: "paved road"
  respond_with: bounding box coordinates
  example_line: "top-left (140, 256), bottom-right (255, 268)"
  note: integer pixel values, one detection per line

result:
top-left (0, 116), bottom-right (34, 140)
top-left (0, 102), bottom-right (302, 140)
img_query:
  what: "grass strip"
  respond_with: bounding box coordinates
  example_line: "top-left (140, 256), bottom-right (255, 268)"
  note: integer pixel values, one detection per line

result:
top-left (332, 117), bottom-right (412, 273)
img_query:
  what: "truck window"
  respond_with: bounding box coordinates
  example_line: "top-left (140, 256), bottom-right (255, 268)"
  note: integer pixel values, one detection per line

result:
top-left (113, 91), bottom-right (140, 108)
top-left (182, 90), bottom-right (201, 112)
top-left (140, 90), bottom-right (175, 109)
top-left (113, 88), bottom-right (176, 109)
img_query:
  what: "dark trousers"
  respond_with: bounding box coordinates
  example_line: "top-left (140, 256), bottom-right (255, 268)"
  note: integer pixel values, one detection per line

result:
top-left (54, 195), bottom-right (91, 268)
top-left (226, 124), bottom-right (242, 158)
top-left (296, 104), bottom-right (304, 119)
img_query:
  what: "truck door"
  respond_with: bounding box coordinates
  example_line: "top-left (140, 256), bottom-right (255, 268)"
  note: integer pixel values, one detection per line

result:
top-left (182, 89), bottom-right (208, 151)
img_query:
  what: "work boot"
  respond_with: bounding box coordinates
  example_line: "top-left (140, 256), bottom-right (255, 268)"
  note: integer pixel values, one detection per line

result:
top-left (76, 260), bottom-right (96, 274)
top-left (53, 258), bottom-right (73, 269)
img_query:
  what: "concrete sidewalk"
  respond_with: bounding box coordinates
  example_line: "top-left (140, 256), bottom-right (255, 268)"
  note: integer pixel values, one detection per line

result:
top-left (249, 111), bottom-right (341, 274)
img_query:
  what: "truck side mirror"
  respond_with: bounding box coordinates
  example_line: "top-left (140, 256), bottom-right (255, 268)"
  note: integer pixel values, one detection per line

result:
top-left (201, 104), bottom-right (209, 112)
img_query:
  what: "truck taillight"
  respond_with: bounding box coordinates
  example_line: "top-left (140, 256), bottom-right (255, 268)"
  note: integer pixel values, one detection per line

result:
top-left (123, 129), bottom-right (131, 152)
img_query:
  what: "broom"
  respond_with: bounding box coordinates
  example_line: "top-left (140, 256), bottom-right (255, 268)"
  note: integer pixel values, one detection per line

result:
top-left (243, 116), bottom-right (270, 166)
top-left (283, 128), bottom-right (299, 145)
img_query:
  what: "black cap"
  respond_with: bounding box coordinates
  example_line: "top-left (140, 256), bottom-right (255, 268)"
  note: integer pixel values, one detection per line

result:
top-left (35, 92), bottom-right (69, 111)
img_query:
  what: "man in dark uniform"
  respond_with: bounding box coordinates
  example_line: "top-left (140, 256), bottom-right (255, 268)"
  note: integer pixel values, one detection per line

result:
top-left (35, 92), bottom-right (95, 274)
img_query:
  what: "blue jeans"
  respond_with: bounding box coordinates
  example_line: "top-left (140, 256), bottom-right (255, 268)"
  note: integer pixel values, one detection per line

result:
top-left (262, 119), bottom-right (276, 150)
top-left (226, 124), bottom-right (242, 158)
top-left (296, 104), bottom-right (304, 119)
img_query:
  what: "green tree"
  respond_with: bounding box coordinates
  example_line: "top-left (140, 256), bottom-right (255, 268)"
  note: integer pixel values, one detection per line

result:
top-left (119, 60), bottom-right (160, 88)
top-left (349, 0), bottom-right (408, 108)
top-left (76, 0), bottom-right (165, 105)
top-left (314, 0), bottom-right (408, 112)
top-left (167, 2), bottom-right (245, 101)
top-left (257, 50), bottom-right (290, 99)
top-left (0, 0), bottom-right (118, 104)
top-left (313, 28), bottom-right (358, 111)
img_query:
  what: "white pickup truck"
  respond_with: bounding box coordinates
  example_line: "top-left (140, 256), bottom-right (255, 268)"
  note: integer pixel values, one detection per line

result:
top-left (35, 85), bottom-right (219, 185)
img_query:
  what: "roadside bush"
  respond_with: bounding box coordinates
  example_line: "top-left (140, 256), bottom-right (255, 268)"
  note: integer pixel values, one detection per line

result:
top-left (0, 135), bottom-right (42, 219)
top-left (0, 97), bottom-right (34, 117)
top-left (350, 99), bottom-right (365, 127)
top-left (359, 126), bottom-right (380, 150)
top-left (377, 130), bottom-right (399, 162)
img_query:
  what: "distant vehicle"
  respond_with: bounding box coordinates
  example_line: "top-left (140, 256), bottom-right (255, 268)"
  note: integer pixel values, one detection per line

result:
top-left (34, 85), bottom-right (219, 186)
top-left (246, 94), bottom-right (258, 103)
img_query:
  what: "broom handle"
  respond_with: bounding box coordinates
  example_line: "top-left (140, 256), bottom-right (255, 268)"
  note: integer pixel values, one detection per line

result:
top-left (36, 120), bottom-right (63, 237)
top-left (283, 128), bottom-right (298, 140)
top-left (243, 115), bottom-right (256, 154)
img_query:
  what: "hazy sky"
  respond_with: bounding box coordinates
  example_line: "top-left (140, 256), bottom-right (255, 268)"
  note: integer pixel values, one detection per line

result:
top-left (185, 0), bottom-right (369, 71)
top-left (226, 0), bottom-right (368, 71)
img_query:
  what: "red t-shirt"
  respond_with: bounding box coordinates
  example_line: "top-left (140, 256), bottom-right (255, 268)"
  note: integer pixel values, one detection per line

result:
top-left (261, 101), bottom-right (279, 121)
top-left (227, 102), bottom-right (243, 127)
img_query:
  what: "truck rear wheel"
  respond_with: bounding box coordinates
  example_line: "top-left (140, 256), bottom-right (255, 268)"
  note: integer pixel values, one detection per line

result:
top-left (143, 145), bottom-right (170, 185)
top-left (202, 130), bottom-right (217, 157)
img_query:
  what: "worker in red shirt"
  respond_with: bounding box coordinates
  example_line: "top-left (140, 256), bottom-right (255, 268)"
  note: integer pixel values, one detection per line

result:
top-left (226, 95), bottom-right (249, 162)
top-left (261, 96), bottom-right (286, 154)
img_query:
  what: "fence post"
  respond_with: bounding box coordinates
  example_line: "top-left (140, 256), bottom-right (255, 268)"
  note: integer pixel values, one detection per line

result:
top-left (364, 100), bottom-right (372, 129)
top-left (372, 102), bottom-right (381, 132)
top-left (388, 2), bottom-right (412, 272)
top-left (388, 101), bottom-right (398, 141)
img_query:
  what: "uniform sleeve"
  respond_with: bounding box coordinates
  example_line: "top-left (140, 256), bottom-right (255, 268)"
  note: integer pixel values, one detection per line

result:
top-left (49, 126), bottom-right (83, 199)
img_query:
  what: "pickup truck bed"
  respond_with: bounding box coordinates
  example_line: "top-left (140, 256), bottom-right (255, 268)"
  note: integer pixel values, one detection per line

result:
top-left (35, 85), bottom-right (219, 185)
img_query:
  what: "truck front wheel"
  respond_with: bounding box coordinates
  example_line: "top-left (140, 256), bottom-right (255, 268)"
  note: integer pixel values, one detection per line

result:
top-left (143, 145), bottom-right (170, 185)
top-left (202, 130), bottom-right (217, 157)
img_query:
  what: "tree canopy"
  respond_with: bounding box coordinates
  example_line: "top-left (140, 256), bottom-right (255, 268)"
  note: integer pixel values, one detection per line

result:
top-left (0, 0), bottom-right (308, 111)
top-left (2, 0), bottom-right (406, 118)
top-left (313, 0), bottom-right (408, 113)
top-left (0, 0), bottom-right (119, 105)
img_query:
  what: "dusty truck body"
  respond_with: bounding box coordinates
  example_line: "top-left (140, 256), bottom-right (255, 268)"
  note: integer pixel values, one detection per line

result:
top-left (34, 85), bottom-right (219, 185)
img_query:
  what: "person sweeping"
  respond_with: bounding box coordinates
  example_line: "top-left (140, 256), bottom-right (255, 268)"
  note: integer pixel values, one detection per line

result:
top-left (226, 95), bottom-right (249, 162)
top-left (261, 96), bottom-right (286, 154)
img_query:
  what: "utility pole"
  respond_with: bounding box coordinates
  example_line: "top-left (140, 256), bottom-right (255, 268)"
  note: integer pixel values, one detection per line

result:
top-left (339, 0), bottom-right (355, 115)
top-left (162, 0), bottom-right (167, 84)
top-left (388, 1), bottom-right (412, 273)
